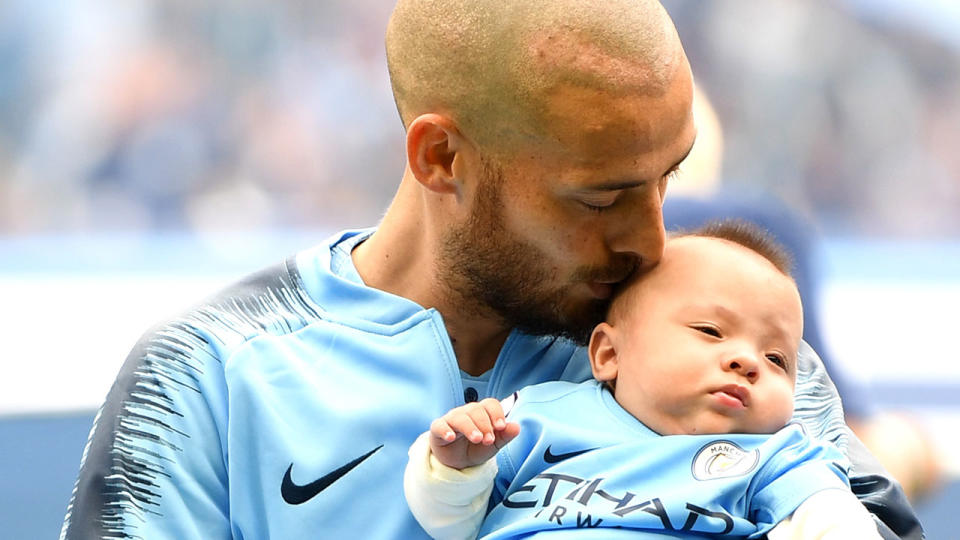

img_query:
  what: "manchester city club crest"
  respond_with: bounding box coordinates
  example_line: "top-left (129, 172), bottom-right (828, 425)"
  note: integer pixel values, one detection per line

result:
top-left (691, 440), bottom-right (760, 480)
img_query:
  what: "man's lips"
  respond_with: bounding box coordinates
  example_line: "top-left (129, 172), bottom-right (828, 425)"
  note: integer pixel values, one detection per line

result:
top-left (712, 384), bottom-right (751, 408)
top-left (587, 281), bottom-right (614, 299)
top-left (586, 273), bottom-right (634, 300)
top-left (582, 263), bottom-right (638, 300)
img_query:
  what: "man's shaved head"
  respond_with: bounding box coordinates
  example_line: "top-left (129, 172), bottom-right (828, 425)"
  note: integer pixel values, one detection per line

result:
top-left (386, 0), bottom-right (686, 155)
top-left (378, 0), bottom-right (696, 351)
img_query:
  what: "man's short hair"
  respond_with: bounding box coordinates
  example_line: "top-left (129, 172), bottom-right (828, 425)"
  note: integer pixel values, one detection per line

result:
top-left (385, 0), bottom-right (681, 154)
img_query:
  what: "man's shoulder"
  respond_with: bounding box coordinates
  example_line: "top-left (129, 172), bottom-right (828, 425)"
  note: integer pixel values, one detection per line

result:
top-left (143, 256), bottom-right (325, 357)
top-left (150, 228), bottom-right (378, 354)
top-left (793, 341), bottom-right (848, 449)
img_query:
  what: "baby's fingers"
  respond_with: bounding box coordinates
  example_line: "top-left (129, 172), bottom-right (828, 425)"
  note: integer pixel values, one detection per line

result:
top-left (429, 417), bottom-right (460, 445)
top-left (495, 421), bottom-right (522, 449)
top-left (431, 410), bottom-right (486, 445)
top-left (464, 402), bottom-right (501, 445)
top-left (477, 398), bottom-right (508, 431)
top-left (428, 398), bottom-right (512, 449)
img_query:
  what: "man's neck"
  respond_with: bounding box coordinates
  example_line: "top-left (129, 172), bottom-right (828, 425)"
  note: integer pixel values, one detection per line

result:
top-left (441, 317), bottom-right (512, 376)
top-left (351, 172), bottom-right (510, 376)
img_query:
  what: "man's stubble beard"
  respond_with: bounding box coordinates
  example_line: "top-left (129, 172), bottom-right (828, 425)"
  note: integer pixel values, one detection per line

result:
top-left (438, 157), bottom-right (635, 345)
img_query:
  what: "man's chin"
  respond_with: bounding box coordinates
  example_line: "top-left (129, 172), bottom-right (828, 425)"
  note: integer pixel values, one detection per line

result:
top-left (509, 297), bottom-right (608, 346)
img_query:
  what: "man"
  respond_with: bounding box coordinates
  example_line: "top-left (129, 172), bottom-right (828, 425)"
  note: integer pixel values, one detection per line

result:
top-left (61, 0), bottom-right (921, 538)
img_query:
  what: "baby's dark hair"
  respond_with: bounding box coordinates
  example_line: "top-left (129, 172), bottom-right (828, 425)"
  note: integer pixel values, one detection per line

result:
top-left (676, 219), bottom-right (794, 278)
top-left (606, 219), bottom-right (795, 324)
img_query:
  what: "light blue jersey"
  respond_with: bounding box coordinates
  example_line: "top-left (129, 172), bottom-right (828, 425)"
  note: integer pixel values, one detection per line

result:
top-left (481, 381), bottom-right (850, 539)
top-left (61, 229), bottom-right (922, 539)
top-left (60, 229), bottom-right (591, 539)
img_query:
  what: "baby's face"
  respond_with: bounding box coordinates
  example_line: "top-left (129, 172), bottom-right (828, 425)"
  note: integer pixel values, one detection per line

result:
top-left (590, 235), bottom-right (803, 436)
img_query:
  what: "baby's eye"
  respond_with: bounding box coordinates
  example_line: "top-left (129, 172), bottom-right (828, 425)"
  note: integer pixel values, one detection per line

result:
top-left (693, 325), bottom-right (721, 338)
top-left (766, 354), bottom-right (788, 370)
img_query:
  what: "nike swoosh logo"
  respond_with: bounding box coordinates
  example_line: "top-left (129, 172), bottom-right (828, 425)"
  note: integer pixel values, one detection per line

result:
top-left (281, 445), bottom-right (384, 505)
top-left (543, 445), bottom-right (596, 464)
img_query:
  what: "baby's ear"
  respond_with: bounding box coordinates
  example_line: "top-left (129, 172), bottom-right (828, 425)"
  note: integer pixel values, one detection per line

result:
top-left (588, 322), bottom-right (620, 382)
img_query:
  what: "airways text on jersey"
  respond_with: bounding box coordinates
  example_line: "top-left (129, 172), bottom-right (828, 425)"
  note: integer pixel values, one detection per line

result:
top-left (281, 445), bottom-right (384, 505)
top-left (501, 472), bottom-right (735, 534)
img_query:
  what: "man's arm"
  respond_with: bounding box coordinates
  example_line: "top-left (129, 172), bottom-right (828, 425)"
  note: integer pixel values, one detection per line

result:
top-left (794, 341), bottom-right (924, 539)
top-left (846, 430), bottom-right (926, 539)
top-left (60, 320), bottom-right (232, 539)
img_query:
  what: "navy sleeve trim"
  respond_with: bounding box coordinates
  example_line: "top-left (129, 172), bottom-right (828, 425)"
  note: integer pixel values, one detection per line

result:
top-left (62, 258), bottom-right (324, 539)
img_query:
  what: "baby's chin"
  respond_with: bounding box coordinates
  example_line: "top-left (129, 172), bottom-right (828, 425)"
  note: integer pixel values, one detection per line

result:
top-left (664, 419), bottom-right (787, 437)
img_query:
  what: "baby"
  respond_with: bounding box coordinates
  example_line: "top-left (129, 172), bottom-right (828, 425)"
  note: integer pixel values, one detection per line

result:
top-left (404, 221), bottom-right (881, 539)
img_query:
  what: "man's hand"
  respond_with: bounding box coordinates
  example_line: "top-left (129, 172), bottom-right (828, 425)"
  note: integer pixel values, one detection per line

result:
top-left (429, 398), bottom-right (521, 470)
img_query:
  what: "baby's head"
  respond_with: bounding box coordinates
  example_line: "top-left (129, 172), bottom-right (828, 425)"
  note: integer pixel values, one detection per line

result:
top-left (587, 220), bottom-right (803, 436)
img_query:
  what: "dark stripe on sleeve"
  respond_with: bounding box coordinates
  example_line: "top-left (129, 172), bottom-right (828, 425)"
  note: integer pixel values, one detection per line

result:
top-left (62, 260), bottom-right (323, 539)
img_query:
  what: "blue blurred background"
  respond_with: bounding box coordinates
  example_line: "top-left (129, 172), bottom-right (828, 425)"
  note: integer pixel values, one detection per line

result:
top-left (1, 0), bottom-right (958, 538)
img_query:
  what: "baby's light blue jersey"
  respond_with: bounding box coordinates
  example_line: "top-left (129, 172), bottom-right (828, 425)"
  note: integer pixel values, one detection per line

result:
top-left (481, 381), bottom-right (850, 539)
top-left (60, 229), bottom-right (592, 539)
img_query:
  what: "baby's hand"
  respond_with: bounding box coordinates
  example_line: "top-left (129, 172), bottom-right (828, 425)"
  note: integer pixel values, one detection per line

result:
top-left (429, 398), bottom-right (521, 470)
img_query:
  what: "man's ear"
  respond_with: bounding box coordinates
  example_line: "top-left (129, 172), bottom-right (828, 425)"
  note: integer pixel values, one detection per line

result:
top-left (588, 322), bottom-right (620, 383)
top-left (405, 113), bottom-right (466, 196)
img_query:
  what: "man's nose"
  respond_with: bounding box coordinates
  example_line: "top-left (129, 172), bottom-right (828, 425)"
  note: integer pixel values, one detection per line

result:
top-left (607, 196), bottom-right (666, 270)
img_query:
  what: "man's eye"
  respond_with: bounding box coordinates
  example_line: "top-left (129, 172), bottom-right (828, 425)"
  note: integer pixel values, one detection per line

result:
top-left (665, 166), bottom-right (683, 184)
top-left (579, 196), bottom-right (618, 212)
top-left (694, 325), bottom-right (721, 338)
top-left (661, 167), bottom-right (683, 199)
top-left (581, 201), bottom-right (613, 212)
top-left (766, 354), bottom-right (788, 370)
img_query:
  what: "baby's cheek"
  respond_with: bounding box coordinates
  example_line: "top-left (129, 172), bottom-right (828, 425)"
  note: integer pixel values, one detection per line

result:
top-left (777, 387), bottom-right (797, 425)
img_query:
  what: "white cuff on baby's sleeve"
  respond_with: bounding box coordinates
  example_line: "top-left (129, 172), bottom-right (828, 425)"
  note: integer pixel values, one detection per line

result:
top-left (403, 432), bottom-right (499, 540)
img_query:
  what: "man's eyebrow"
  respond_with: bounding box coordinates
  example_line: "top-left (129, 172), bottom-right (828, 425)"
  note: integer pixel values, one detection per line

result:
top-left (584, 137), bottom-right (698, 192)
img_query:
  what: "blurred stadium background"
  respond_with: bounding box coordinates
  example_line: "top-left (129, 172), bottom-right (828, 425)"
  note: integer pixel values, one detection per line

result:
top-left (1, 1), bottom-right (958, 538)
